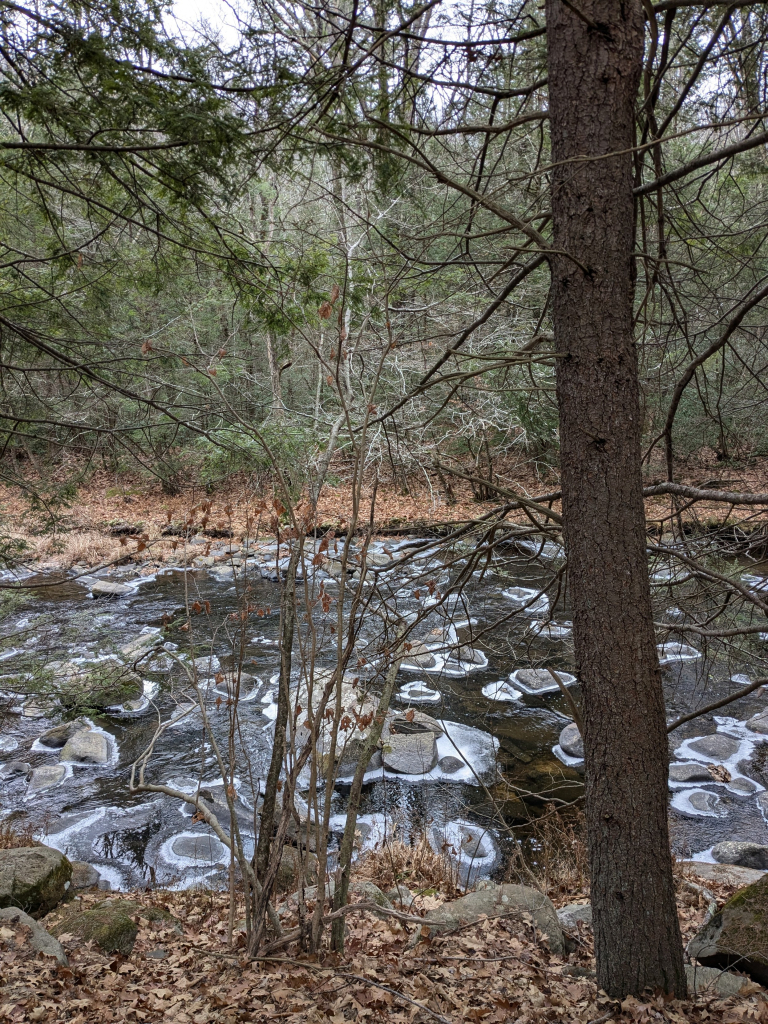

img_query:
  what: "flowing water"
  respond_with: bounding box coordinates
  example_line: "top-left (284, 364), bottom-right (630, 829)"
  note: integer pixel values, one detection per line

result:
top-left (1, 535), bottom-right (767, 890)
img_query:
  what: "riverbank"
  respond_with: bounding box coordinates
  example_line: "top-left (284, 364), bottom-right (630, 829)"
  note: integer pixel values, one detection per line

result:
top-left (2, 459), bottom-right (768, 571)
top-left (0, 856), bottom-right (762, 1024)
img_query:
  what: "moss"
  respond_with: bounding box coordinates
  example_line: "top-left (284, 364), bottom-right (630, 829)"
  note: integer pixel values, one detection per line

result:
top-left (0, 846), bottom-right (72, 916)
top-left (50, 898), bottom-right (182, 955)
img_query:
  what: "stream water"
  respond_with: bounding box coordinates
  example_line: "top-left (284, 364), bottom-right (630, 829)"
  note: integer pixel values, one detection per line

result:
top-left (1, 535), bottom-right (768, 891)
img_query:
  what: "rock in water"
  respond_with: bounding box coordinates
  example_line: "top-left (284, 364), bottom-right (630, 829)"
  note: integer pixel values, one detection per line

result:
top-left (410, 883), bottom-right (563, 954)
top-left (50, 899), bottom-right (181, 955)
top-left (747, 710), bottom-right (768, 735)
top-left (687, 734), bottom-right (740, 760)
top-left (90, 580), bottom-right (132, 598)
top-left (0, 845), bottom-right (72, 915)
top-left (559, 722), bottom-right (583, 759)
top-left (668, 763), bottom-right (713, 783)
top-left (0, 907), bottom-right (68, 965)
top-left (39, 720), bottom-right (91, 749)
top-left (389, 710), bottom-right (444, 736)
top-left (438, 755), bottom-right (464, 774)
top-left (689, 873), bottom-right (768, 983)
top-left (382, 732), bottom-right (438, 774)
top-left (712, 841), bottom-right (768, 871)
top-left (60, 730), bottom-right (110, 764)
top-left (26, 765), bottom-right (67, 794)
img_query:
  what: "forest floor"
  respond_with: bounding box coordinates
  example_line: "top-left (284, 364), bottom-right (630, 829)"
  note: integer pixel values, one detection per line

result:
top-left (1, 454), bottom-right (768, 570)
top-left (0, 862), bottom-right (763, 1024)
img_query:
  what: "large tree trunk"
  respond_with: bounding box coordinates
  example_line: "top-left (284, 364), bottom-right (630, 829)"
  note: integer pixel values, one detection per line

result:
top-left (546, 0), bottom-right (685, 998)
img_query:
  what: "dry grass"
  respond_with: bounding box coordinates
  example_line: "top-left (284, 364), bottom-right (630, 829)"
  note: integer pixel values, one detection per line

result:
top-left (355, 833), bottom-right (462, 896)
top-left (523, 807), bottom-right (590, 902)
top-left (0, 819), bottom-right (37, 850)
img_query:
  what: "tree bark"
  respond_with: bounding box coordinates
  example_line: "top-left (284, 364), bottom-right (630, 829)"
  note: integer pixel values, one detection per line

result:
top-left (546, 0), bottom-right (685, 998)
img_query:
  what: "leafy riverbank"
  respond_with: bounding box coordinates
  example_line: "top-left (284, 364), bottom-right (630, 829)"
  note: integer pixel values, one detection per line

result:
top-left (0, 862), bottom-right (762, 1024)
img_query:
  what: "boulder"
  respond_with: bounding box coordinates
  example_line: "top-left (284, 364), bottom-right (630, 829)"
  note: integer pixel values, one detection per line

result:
top-left (0, 845), bottom-right (72, 915)
top-left (70, 862), bottom-right (102, 890)
top-left (747, 711), bottom-right (768, 735)
top-left (685, 963), bottom-right (753, 998)
top-left (412, 883), bottom-right (563, 954)
top-left (557, 902), bottom-right (592, 932)
top-left (39, 720), bottom-right (91, 749)
top-left (669, 762), bottom-right (714, 783)
top-left (687, 734), bottom-right (740, 760)
top-left (0, 906), bottom-right (68, 965)
top-left (403, 643), bottom-right (437, 668)
top-left (559, 723), bottom-right (583, 759)
top-left (26, 765), bottom-right (66, 794)
top-left (382, 732), bottom-right (438, 775)
top-left (50, 898), bottom-right (182, 955)
top-left (686, 790), bottom-right (724, 814)
top-left (730, 777), bottom-right (759, 795)
top-left (386, 884), bottom-right (414, 906)
top-left (681, 861), bottom-right (766, 887)
top-left (276, 847), bottom-right (318, 893)
top-left (713, 841), bottom-right (768, 871)
top-left (60, 730), bottom-right (110, 764)
top-left (689, 873), bottom-right (768, 983)
top-left (90, 580), bottom-right (133, 598)
top-left (389, 710), bottom-right (444, 736)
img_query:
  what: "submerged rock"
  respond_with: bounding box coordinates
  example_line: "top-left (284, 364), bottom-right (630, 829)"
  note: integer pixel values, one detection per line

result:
top-left (382, 732), bottom-right (438, 774)
top-left (713, 841), bottom-right (768, 871)
top-left (559, 723), bottom-right (583, 759)
top-left (0, 761), bottom-right (30, 779)
top-left (0, 845), bottom-right (72, 915)
top-left (0, 737), bottom-right (18, 754)
top-left (410, 883), bottom-right (563, 954)
top-left (689, 873), bottom-right (768, 983)
top-left (0, 907), bottom-right (68, 965)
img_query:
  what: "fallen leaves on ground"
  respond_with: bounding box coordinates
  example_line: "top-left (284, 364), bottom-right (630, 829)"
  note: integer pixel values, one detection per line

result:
top-left (0, 878), bottom-right (764, 1024)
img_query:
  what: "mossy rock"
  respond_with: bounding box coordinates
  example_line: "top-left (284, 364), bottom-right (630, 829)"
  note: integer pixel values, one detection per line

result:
top-left (49, 898), bottom-right (182, 955)
top-left (689, 873), bottom-right (768, 983)
top-left (276, 847), bottom-right (318, 893)
top-left (0, 846), bottom-right (72, 917)
top-left (54, 660), bottom-right (143, 711)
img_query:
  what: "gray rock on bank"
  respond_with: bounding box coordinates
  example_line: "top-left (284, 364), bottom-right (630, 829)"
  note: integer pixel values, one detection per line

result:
top-left (0, 906), bottom-right (68, 965)
top-left (713, 841), bottom-right (768, 871)
top-left (409, 883), bottom-right (563, 955)
top-left (557, 902), bottom-right (592, 932)
top-left (0, 845), bottom-right (72, 915)
top-left (50, 898), bottom-right (182, 956)
top-left (689, 872), bottom-right (768, 983)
